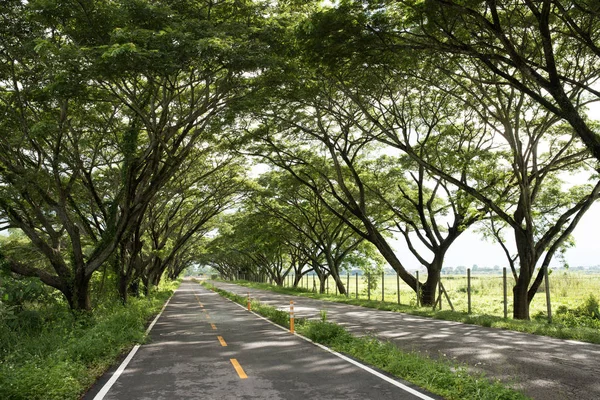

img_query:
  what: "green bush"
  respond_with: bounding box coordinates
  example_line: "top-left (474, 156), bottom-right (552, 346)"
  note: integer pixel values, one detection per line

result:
top-left (579, 295), bottom-right (600, 319)
top-left (0, 272), bottom-right (59, 309)
top-left (300, 320), bottom-right (351, 345)
top-left (0, 281), bottom-right (177, 400)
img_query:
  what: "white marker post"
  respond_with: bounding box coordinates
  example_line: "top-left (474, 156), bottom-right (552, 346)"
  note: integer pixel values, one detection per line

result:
top-left (290, 300), bottom-right (295, 334)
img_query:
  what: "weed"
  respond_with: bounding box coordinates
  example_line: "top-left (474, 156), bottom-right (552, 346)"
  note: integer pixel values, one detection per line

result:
top-left (319, 309), bottom-right (327, 322)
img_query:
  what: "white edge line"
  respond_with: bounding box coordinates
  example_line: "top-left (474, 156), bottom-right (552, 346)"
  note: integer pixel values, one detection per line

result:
top-left (146, 296), bottom-right (172, 335)
top-left (92, 293), bottom-right (174, 400)
top-left (212, 287), bottom-right (436, 400)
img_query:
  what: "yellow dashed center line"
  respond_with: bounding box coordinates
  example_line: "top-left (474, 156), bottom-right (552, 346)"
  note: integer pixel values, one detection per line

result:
top-left (230, 359), bottom-right (247, 379)
top-left (217, 336), bottom-right (227, 347)
top-left (210, 323), bottom-right (217, 330)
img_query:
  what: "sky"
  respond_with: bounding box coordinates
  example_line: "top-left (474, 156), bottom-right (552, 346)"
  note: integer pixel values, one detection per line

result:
top-left (424, 203), bottom-right (600, 270)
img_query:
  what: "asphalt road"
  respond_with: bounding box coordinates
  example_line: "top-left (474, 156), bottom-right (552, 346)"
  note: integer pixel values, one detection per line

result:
top-left (209, 281), bottom-right (600, 400)
top-left (84, 281), bottom-right (439, 400)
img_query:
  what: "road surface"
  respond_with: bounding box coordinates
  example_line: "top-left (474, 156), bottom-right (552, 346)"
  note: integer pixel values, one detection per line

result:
top-left (84, 281), bottom-right (439, 400)
top-left (209, 280), bottom-right (600, 400)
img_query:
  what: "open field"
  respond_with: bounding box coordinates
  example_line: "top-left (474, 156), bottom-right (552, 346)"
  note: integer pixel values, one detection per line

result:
top-left (280, 272), bottom-right (600, 318)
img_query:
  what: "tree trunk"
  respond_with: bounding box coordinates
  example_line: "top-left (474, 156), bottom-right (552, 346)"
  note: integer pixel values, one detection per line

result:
top-left (513, 228), bottom-right (536, 320)
top-left (118, 273), bottom-right (129, 305)
top-left (319, 275), bottom-right (327, 293)
top-left (331, 270), bottom-right (346, 295)
top-left (513, 277), bottom-right (530, 320)
top-left (421, 258), bottom-right (444, 306)
top-left (128, 279), bottom-right (140, 297)
top-left (71, 272), bottom-right (91, 311)
top-left (142, 273), bottom-right (152, 296)
top-left (367, 229), bottom-right (417, 292)
top-left (421, 271), bottom-right (439, 307)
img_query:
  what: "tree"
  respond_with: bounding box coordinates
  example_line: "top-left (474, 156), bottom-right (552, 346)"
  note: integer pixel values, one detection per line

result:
top-left (365, 155), bottom-right (485, 304)
top-left (119, 151), bottom-right (244, 301)
top-left (467, 87), bottom-right (600, 319)
top-left (294, 2), bottom-right (600, 318)
top-left (203, 211), bottom-right (305, 285)
top-left (368, 0), bottom-right (600, 161)
top-left (253, 170), bottom-right (365, 293)
top-left (0, 0), bottom-right (271, 310)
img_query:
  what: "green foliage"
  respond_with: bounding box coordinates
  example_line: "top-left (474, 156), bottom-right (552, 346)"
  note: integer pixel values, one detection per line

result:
top-left (580, 295), bottom-right (600, 319)
top-left (0, 281), bottom-right (177, 400)
top-left (319, 309), bottom-right (327, 322)
top-left (0, 272), bottom-right (59, 309)
top-left (553, 295), bottom-right (600, 330)
top-left (300, 321), bottom-right (351, 345)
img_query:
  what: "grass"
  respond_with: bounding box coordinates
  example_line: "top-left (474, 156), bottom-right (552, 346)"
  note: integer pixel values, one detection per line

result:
top-left (203, 281), bottom-right (530, 400)
top-left (0, 280), bottom-right (179, 400)
top-left (222, 279), bottom-right (600, 344)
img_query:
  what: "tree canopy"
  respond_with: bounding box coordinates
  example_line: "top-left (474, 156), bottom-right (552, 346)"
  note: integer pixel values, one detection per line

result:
top-left (1, 0), bottom-right (598, 320)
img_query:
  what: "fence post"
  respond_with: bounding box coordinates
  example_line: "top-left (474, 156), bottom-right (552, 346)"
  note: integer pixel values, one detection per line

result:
top-left (397, 271), bottom-right (400, 304)
top-left (367, 273), bottom-right (371, 300)
top-left (313, 275), bottom-right (316, 293)
top-left (503, 267), bottom-right (508, 319)
top-left (544, 267), bottom-right (552, 323)
top-left (327, 276), bottom-right (329, 294)
top-left (467, 268), bottom-right (472, 314)
top-left (355, 272), bottom-right (358, 299)
top-left (416, 271), bottom-right (420, 307)
top-left (382, 271), bottom-right (385, 302)
top-left (346, 273), bottom-right (350, 298)
top-left (247, 292), bottom-right (251, 311)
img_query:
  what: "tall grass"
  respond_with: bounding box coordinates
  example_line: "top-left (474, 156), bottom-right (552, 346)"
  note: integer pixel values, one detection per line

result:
top-left (0, 280), bottom-right (178, 400)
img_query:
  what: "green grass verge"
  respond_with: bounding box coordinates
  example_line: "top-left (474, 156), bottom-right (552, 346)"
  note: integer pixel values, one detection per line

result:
top-left (202, 281), bottom-right (529, 400)
top-left (0, 280), bottom-right (179, 400)
top-left (224, 280), bottom-right (600, 344)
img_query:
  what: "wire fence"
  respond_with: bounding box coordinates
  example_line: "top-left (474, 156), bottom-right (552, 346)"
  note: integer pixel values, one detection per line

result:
top-left (275, 269), bottom-right (600, 320)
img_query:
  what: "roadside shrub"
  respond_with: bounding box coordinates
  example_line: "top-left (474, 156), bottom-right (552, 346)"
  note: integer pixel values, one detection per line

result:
top-left (579, 295), bottom-right (600, 319)
top-left (300, 320), bottom-right (351, 345)
top-left (254, 302), bottom-right (289, 327)
top-left (0, 281), bottom-right (177, 400)
top-left (552, 295), bottom-right (600, 330)
top-left (0, 272), bottom-right (59, 309)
